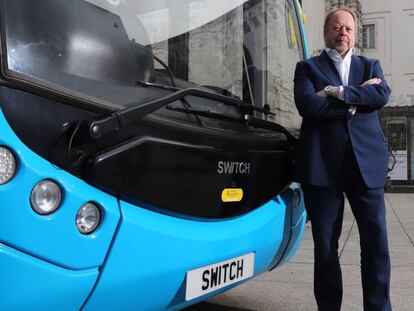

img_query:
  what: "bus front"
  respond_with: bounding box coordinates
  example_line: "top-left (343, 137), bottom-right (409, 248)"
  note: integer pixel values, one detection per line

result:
top-left (0, 0), bottom-right (307, 310)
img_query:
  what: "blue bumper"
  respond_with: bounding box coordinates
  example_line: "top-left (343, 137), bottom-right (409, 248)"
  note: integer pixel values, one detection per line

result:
top-left (85, 199), bottom-right (291, 310)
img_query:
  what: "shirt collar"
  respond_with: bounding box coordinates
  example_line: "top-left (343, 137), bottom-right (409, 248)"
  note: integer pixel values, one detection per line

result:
top-left (324, 47), bottom-right (355, 63)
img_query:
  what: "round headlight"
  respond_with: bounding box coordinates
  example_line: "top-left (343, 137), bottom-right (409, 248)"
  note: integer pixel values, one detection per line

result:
top-left (76, 202), bottom-right (101, 234)
top-left (0, 146), bottom-right (17, 185)
top-left (30, 180), bottom-right (62, 215)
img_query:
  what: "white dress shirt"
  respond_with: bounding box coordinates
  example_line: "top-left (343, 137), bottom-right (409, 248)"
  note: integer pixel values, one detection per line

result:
top-left (324, 47), bottom-right (356, 114)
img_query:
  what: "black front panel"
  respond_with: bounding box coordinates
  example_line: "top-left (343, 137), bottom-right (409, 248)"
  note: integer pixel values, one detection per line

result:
top-left (0, 86), bottom-right (294, 219)
top-left (85, 137), bottom-right (292, 218)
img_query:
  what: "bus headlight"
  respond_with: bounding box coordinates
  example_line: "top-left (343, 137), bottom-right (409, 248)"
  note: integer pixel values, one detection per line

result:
top-left (76, 202), bottom-right (101, 234)
top-left (0, 146), bottom-right (17, 185)
top-left (30, 180), bottom-right (62, 215)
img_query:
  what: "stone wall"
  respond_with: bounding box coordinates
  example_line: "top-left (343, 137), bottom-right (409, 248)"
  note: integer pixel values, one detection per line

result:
top-left (188, 6), bottom-right (244, 97)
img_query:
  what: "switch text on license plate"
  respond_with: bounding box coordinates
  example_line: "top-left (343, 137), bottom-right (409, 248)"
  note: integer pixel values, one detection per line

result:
top-left (185, 253), bottom-right (255, 301)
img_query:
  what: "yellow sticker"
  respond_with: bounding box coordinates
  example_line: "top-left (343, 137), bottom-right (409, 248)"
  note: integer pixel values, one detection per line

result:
top-left (221, 188), bottom-right (244, 202)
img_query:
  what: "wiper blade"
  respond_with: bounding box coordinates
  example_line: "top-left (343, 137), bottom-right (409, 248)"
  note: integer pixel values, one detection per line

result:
top-left (166, 105), bottom-right (244, 122)
top-left (245, 115), bottom-right (297, 144)
top-left (137, 81), bottom-right (205, 126)
top-left (167, 105), bottom-right (297, 144)
top-left (55, 89), bottom-right (295, 168)
top-left (137, 81), bottom-right (274, 117)
top-left (76, 87), bottom-right (273, 141)
top-left (137, 80), bottom-right (180, 92)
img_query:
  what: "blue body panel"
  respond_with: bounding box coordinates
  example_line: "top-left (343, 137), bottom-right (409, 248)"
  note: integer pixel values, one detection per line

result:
top-left (84, 198), bottom-right (290, 311)
top-left (280, 185), bottom-right (307, 264)
top-left (278, 213), bottom-right (307, 265)
top-left (0, 243), bottom-right (98, 311)
top-left (0, 108), bottom-right (120, 270)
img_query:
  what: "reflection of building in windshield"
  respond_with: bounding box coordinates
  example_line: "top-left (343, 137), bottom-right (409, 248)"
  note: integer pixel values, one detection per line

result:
top-left (146, 0), bottom-right (303, 129)
top-left (266, 0), bottom-right (301, 129)
top-left (108, 0), bottom-right (303, 129)
top-left (189, 5), bottom-right (243, 98)
top-left (136, 0), bottom-right (247, 45)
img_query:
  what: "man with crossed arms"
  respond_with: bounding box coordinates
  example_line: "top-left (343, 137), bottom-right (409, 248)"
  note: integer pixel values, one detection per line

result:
top-left (293, 7), bottom-right (392, 311)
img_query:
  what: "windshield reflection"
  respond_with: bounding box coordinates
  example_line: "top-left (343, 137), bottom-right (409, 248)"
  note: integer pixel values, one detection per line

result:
top-left (2, 0), bottom-right (304, 128)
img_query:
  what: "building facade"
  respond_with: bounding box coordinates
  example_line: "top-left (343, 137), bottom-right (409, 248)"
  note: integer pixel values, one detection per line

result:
top-left (361, 0), bottom-right (414, 184)
top-left (301, 0), bottom-right (414, 185)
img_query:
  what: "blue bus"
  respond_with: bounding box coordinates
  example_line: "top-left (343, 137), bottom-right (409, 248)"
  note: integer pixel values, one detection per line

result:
top-left (0, 0), bottom-right (308, 310)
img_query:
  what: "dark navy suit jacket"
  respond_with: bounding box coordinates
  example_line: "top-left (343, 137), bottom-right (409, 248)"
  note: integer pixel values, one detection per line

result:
top-left (293, 51), bottom-right (391, 189)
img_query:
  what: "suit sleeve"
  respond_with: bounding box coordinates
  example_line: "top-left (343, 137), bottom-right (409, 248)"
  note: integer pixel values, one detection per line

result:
top-left (294, 61), bottom-right (349, 120)
top-left (343, 60), bottom-right (391, 111)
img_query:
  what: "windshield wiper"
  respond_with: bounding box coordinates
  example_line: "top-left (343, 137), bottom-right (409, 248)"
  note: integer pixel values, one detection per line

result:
top-left (54, 87), bottom-right (294, 168)
top-left (93, 88), bottom-right (274, 136)
top-left (137, 80), bottom-right (180, 91)
top-left (74, 88), bottom-right (246, 139)
top-left (137, 79), bottom-right (207, 126)
top-left (137, 81), bottom-right (274, 117)
top-left (166, 105), bottom-right (296, 144)
top-left (67, 86), bottom-right (280, 155)
top-left (166, 105), bottom-right (244, 122)
top-left (153, 54), bottom-right (177, 87)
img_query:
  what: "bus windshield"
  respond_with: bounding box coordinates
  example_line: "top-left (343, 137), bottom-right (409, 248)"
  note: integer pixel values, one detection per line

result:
top-left (1, 0), bottom-right (304, 128)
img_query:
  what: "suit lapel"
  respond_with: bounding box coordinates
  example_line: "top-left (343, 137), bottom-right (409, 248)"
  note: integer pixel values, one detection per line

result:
top-left (314, 50), bottom-right (342, 86)
top-left (348, 55), bottom-right (363, 86)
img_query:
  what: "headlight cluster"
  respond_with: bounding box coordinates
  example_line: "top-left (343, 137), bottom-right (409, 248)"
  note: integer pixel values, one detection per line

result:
top-left (0, 146), bottom-right (102, 234)
top-left (30, 179), bottom-right (101, 234)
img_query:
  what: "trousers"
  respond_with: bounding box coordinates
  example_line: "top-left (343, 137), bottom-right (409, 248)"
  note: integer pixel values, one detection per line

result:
top-left (302, 142), bottom-right (392, 311)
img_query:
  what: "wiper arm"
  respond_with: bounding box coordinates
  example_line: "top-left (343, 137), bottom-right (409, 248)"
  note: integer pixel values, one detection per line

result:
top-left (153, 54), bottom-right (177, 87)
top-left (54, 89), bottom-right (294, 168)
top-left (76, 87), bottom-right (273, 141)
top-left (137, 81), bottom-right (274, 117)
top-left (167, 105), bottom-right (297, 144)
top-left (137, 81), bottom-right (275, 116)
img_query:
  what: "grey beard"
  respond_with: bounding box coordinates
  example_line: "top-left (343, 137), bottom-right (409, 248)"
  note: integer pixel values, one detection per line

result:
top-left (332, 43), bottom-right (350, 55)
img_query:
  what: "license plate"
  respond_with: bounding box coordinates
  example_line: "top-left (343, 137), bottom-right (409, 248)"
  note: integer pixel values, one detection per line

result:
top-left (185, 253), bottom-right (255, 301)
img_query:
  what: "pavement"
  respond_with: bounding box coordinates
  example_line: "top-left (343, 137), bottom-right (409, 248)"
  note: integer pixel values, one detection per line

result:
top-left (186, 193), bottom-right (414, 311)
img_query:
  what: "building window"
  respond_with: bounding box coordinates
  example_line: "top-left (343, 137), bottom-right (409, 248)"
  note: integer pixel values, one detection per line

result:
top-left (388, 122), bottom-right (407, 151)
top-left (363, 24), bottom-right (376, 49)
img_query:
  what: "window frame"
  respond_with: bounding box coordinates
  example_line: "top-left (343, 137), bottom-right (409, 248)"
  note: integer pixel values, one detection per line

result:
top-left (362, 23), bottom-right (377, 50)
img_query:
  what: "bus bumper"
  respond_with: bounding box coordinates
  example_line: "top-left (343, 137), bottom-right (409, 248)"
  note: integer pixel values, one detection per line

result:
top-left (83, 194), bottom-right (306, 311)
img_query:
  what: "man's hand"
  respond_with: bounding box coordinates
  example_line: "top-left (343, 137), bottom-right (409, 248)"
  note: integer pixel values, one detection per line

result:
top-left (316, 90), bottom-right (325, 97)
top-left (316, 86), bottom-right (341, 98)
top-left (361, 78), bottom-right (382, 86)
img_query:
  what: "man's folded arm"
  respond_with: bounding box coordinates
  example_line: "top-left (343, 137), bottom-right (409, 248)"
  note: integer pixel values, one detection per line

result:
top-left (294, 61), bottom-right (349, 120)
top-left (343, 60), bottom-right (391, 111)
